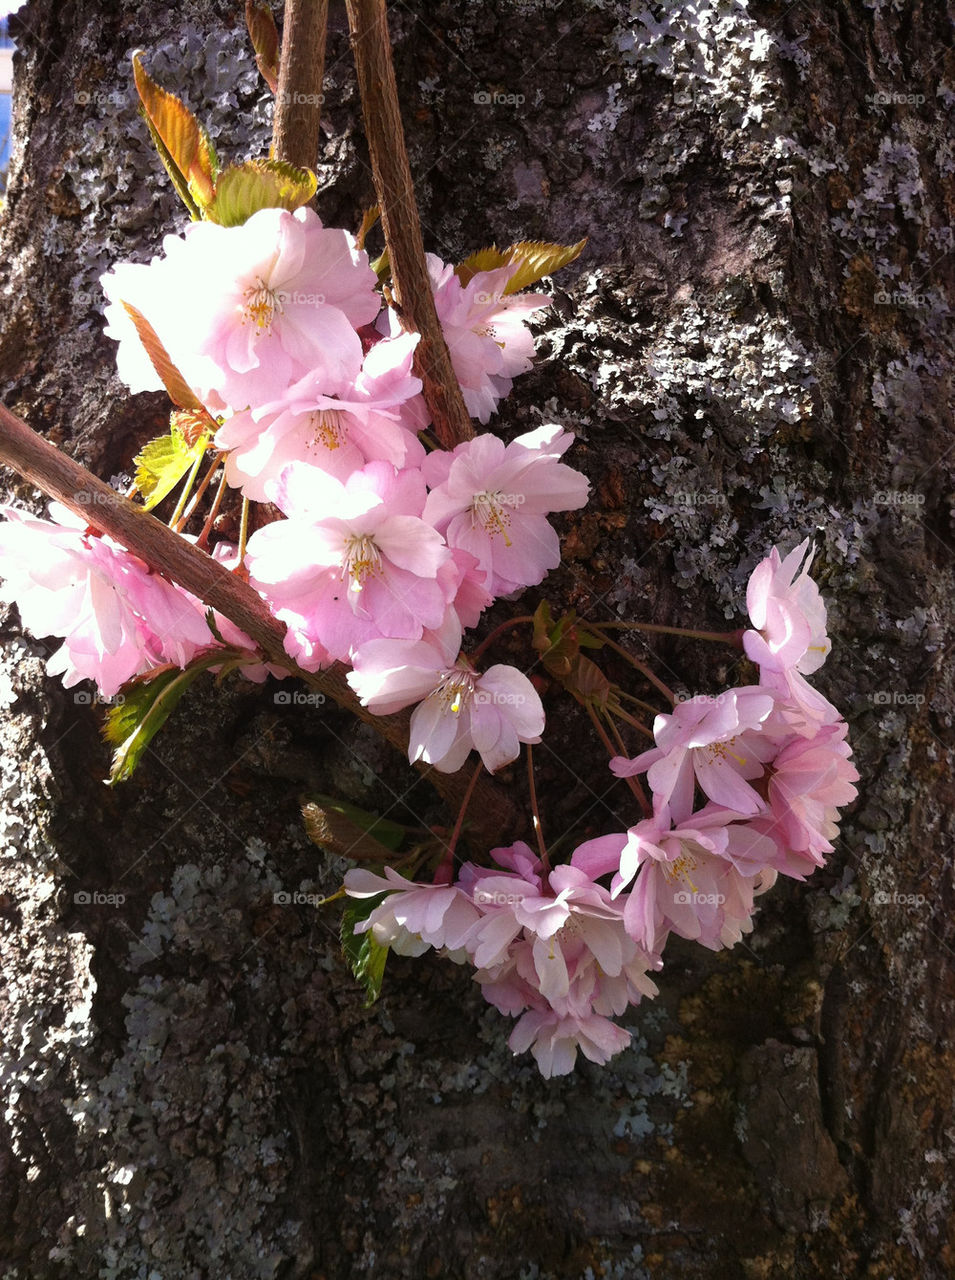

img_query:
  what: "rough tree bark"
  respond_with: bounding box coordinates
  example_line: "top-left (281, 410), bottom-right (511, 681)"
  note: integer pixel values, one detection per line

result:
top-left (0, 1), bottom-right (952, 1277)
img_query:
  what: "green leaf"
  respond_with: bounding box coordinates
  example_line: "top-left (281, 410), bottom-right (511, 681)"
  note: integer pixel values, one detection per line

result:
top-left (341, 893), bottom-right (390, 1007)
top-left (133, 421), bottom-right (210, 511)
top-left (208, 159), bottom-right (317, 227)
top-left (103, 665), bottom-right (203, 784)
top-left (245, 1), bottom-right (280, 93)
top-left (303, 793), bottom-right (406, 852)
top-left (132, 52), bottom-right (216, 210)
top-left (455, 237), bottom-right (586, 293)
top-left (120, 302), bottom-right (204, 410)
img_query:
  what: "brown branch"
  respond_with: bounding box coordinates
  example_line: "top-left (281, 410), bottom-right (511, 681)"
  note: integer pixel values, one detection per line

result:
top-left (345, 0), bottom-right (475, 450)
top-left (272, 0), bottom-right (328, 169)
top-left (0, 402), bottom-right (517, 844)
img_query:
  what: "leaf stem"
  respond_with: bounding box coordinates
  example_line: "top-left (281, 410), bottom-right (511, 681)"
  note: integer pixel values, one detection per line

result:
top-left (596, 631), bottom-right (678, 705)
top-left (586, 703), bottom-right (651, 817)
top-left (526, 743), bottom-right (551, 875)
top-left (433, 760), bottom-right (484, 884)
top-left (173, 450), bottom-right (220, 533)
top-left (469, 614), bottom-right (535, 664)
top-left (594, 620), bottom-right (745, 647)
top-left (167, 444), bottom-right (208, 528)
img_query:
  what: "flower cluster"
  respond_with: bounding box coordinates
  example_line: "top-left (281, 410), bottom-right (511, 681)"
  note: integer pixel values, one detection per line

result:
top-left (1, 207), bottom-right (587, 778)
top-left (346, 541), bottom-right (858, 1076)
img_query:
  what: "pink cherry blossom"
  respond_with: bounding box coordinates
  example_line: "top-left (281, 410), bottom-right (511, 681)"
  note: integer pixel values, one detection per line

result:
top-left (345, 866), bottom-right (481, 956)
top-left (347, 618), bottom-right (545, 773)
top-left (764, 721), bottom-right (859, 860)
top-left (572, 804), bottom-right (776, 953)
top-left (105, 207), bottom-right (380, 412)
top-left (216, 332), bottom-right (425, 501)
top-left (246, 462), bottom-right (451, 664)
top-left (507, 1008), bottom-right (633, 1077)
top-left (427, 256), bottom-right (551, 423)
top-left (0, 503), bottom-right (213, 696)
top-left (422, 424), bottom-right (590, 596)
top-left (611, 686), bottom-right (776, 817)
top-left (743, 539), bottom-right (838, 727)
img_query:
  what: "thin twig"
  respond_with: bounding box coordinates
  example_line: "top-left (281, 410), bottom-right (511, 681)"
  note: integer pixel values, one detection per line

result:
top-left (271, 0), bottom-right (328, 170)
top-left (345, 0), bottom-right (474, 449)
top-left (0, 401), bottom-right (517, 842)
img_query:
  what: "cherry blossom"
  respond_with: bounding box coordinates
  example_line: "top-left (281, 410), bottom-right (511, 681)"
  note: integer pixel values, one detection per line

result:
top-left (422, 424), bottom-right (590, 596)
top-left (347, 619), bottom-right (545, 773)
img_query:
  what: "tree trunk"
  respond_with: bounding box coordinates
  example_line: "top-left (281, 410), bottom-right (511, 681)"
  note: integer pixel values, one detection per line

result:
top-left (0, 1), bottom-right (952, 1276)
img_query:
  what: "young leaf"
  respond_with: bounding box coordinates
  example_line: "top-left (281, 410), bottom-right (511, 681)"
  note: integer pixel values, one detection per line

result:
top-left (208, 159), bottom-right (317, 227)
top-left (355, 203), bottom-right (380, 251)
top-left (245, 1), bottom-right (280, 93)
top-left (303, 794), bottom-right (406, 853)
top-left (134, 422), bottom-right (209, 511)
top-left (103, 664), bottom-right (203, 784)
top-left (132, 52), bottom-right (216, 210)
top-left (120, 302), bottom-right (203, 410)
top-left (341, 894), bottom-right (390, 1007)
top-left (455, 237), bottom-right (586, 293)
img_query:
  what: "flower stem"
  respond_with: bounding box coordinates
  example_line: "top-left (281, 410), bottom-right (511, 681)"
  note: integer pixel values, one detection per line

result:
top-left (195, 467), bottom-right (229, 549)
top-left (174, 452), bottom-right (221, 533)
top-left (616, 687), bottom-right (663, 717)
top-left (237, 496), bottom-right (250, 569)
top-left (433, 760), bottom-right (484, 884)
top-left (469, 614), bottom-right (536, 664)
top-left (526, 743), bottom-right (551, 874)
top-left (608, 702), bottom-right (654, 739)
top-left (167, 444), bottom-right (208, 529)
top-left (595, 631), bottom-right (678, 705)
top-left (586, 703), bottom-right (651, 817)
top-left (594, 620), bottom-right (745, 647)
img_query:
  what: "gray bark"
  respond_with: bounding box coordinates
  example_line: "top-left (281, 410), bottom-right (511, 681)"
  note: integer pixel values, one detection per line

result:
top-left (0, 1), bottom-right (952, 1276)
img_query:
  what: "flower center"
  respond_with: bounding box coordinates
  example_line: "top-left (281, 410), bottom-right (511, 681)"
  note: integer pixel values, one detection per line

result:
top-left (341, 534), bottom-right (382, 592)
top-left (309, 409), bottom-right (346, 451)
top-left (434, 667), bottom-right (476, 715)
top-left (701, 736), bottom-right (747, 767)
top-left (243, 277), bottom-right (284, 332)
top-left (662, 849), bottom-right (700, 893)
top-left (471, 490), bottom-right (513, 545)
